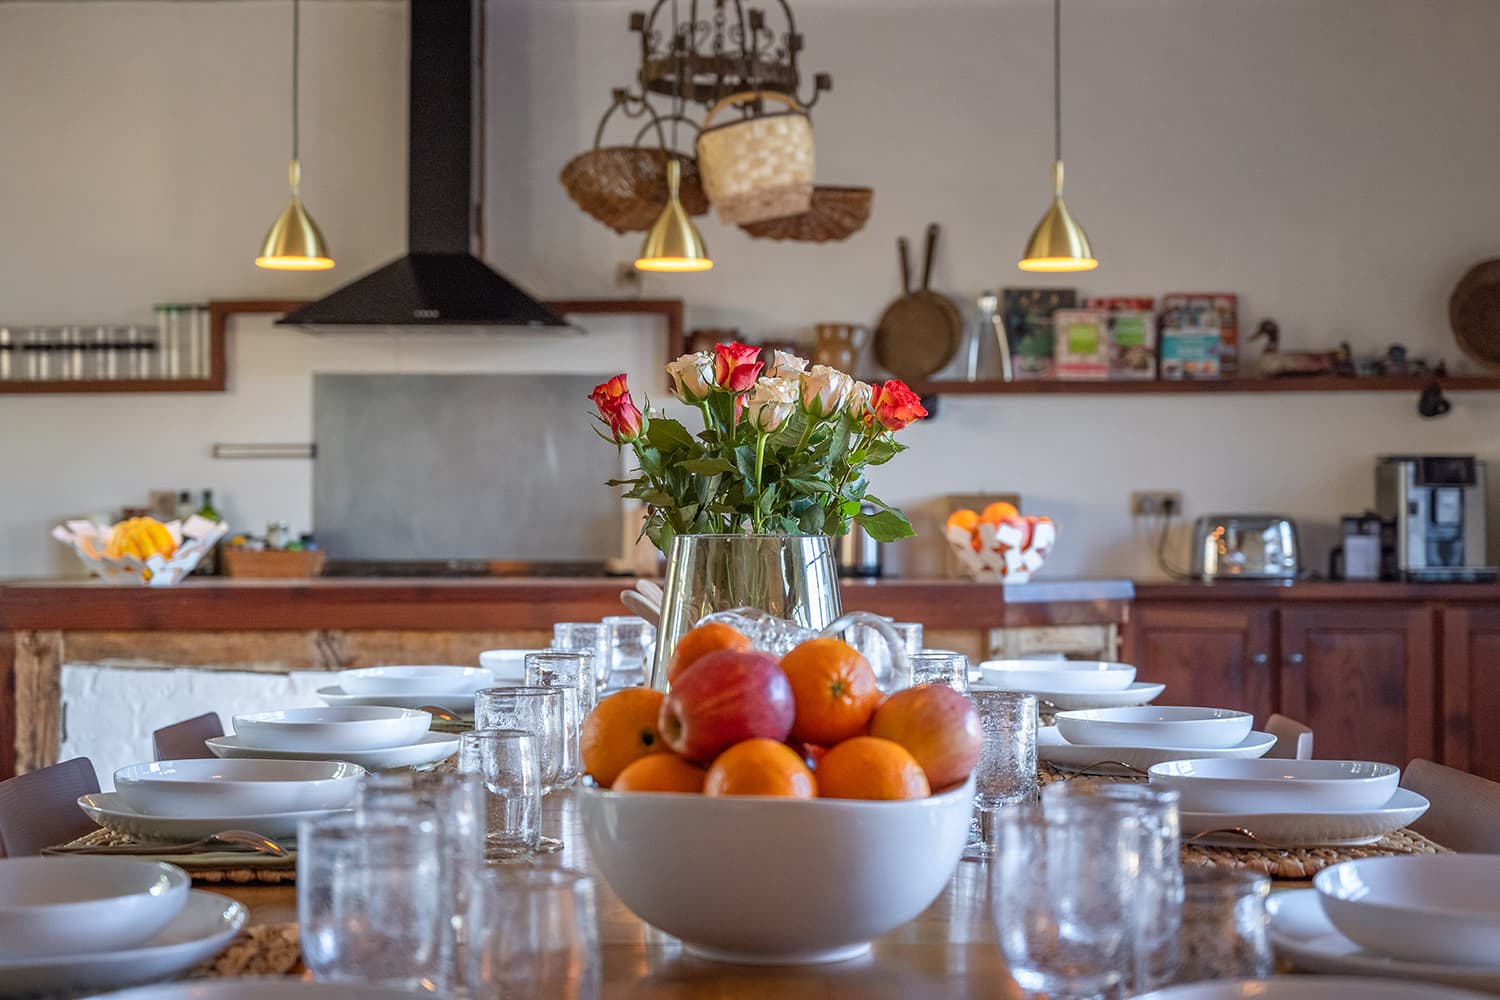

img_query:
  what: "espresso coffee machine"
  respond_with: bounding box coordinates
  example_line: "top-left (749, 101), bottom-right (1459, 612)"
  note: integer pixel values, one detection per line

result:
top-left (1375, 455), bottom-right (1496, 582)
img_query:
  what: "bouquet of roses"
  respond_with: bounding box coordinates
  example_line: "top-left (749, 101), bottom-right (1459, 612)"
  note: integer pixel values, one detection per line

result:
top-left (591, 341), bottom-right (928, 553)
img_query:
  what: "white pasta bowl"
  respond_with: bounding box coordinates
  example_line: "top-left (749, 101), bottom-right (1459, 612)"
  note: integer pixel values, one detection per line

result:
top-left (336, 665), bottom-right (493, 697)
top-left (477, 649), bottom-right (531, 683)
top-left (231, 707), bottom-right (431, 752)
top-left (578, 777), bottom-right (974, 965)
top-left (0, 857), bottom-right (189, 958)
top-left (1055, 706), bottom-right (1253, 749)
top-left (113, 759), bottom-right (365, 818)
top-left (979, 659), bottom-right (1136, 693)
top-left (1315, 855), bottom-right (1500, 965)
top-left (1149, 759), bottom-right (1400, 814)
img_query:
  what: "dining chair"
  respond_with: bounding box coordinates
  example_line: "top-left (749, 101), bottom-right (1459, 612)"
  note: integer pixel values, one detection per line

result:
top-left (1265, 713), bottom-right (1314, 760)
top-left (0, 757), bottom-right (101, 857)
top-left (1401, 758), bottom-right (1500, 853)
top-left (152, 711), bottom-right (225, 761)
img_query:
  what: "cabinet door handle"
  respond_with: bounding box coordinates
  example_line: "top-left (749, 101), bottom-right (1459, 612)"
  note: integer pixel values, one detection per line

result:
top-left (1251, 653), bottom-right (1268, 665)
top-left (1287, 652), bottom-right (1305, 665)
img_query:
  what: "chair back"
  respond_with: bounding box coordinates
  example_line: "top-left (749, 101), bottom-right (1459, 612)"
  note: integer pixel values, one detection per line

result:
top-left (152, 712), bottom-right (224, 761)
top-left (1401, 758), bottom-right (1500, 853)
top-left (1265, 713), bottom-right (1314, 760)
top-left (0, 757), bottom-right (101, 857)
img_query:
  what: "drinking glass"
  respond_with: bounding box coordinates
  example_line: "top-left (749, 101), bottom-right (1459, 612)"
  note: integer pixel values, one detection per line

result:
top-left (474, 685), bottom-right (570, 852)
top-left (298, 812), bottom-right (446, 991)
top-left (847, 618), bottom-right (923, 689)
top-left (909, 649), bottom-right (970, 692)
top-left (991, 802), bottom-right (1141, 999)
top-left (963, 691), bottom-right (1037, 860)
top-left (552, 621), bottom-right (609, 692)
top-left (602, 614), bottom-right (656, 689)
top-left (1172, 868), bottom-right (1272, 984)
top-left (457, 729), bottom-right (541, 862)
top-left (466, 866), bottom-right (600, 999)
top-left (1044, 780), bottom-right (1183, 991)
top-left (526, 650), bottom-right (595, 783)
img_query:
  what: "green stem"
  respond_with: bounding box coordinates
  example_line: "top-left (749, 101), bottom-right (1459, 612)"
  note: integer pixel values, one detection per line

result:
top-left (792, 417), bottom-right (816, 456)
top-left (752, 432), bottom-right (768, 533)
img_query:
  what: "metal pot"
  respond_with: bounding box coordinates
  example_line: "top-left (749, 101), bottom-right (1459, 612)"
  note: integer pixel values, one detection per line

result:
top-left (836, 505), bottom-right (884, 579)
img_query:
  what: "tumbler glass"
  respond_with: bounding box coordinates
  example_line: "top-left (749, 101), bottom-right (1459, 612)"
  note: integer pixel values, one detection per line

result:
top-left (474, 685), bottom-right (570, 852)
top-left (457, 728), bottom-right (542, 862)
top-left (847, 618), bottom-right (923, 690)
top-left (963, 690), bottom-right (1037, 860)
top-left (466, 866), bottom-right (600, 999)
top-left (552, 621), bottom-right (609, 693)
top-left (602, 614), bottom-right (656, 690)
top-left (298, 812), bottom-right (446, 991)
top-left (909, 649), bottom-right (970, 692)
top-left (525, 650), bottom-right (595, 782)
top-left (1172, 868), bottom-right (1272, 984)
top-left (991, 802), bottom-right (1141, 999)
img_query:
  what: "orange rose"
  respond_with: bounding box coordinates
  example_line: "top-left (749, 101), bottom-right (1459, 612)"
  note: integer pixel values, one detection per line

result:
top-left (590, 374), bottom-right (646, 443)
top-left (713, 342), bottom-right (764, 393)
top-left (868, 380), bottom-right (928, 432)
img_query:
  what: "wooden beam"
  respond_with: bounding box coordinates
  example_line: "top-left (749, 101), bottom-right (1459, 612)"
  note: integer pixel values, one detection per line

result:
top-left (14, 630), bottom-right (63, 774)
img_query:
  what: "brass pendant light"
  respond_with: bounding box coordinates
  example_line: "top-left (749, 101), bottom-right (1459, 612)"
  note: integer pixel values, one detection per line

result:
top-left (635, 0), bottom-right (712, 273)
top-left (1019, 0), bottom-right (1096, 273)
top-left (257, 0), bottom-right (333, 271)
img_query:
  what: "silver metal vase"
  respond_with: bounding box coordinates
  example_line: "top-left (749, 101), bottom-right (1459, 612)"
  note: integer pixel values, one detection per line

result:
top-left (648, 534), bottom-right (842, 689)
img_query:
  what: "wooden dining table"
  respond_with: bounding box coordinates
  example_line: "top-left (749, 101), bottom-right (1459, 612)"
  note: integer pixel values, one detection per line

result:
top-left (205, 788), bottom-right (1025, 998)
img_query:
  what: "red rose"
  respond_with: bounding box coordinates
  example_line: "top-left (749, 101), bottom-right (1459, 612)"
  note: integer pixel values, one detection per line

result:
top-left (590, 374), bottom-right (645, 443)
top-left (868, 380), bottom-right (928, 431)
top-left (713, 342), bottom-right (764, 393)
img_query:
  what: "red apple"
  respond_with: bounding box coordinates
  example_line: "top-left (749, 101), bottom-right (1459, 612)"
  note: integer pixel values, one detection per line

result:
top-left (658, 649), bottom-right (795, 763)
top-left (868, 684), bottom-right (983, 790)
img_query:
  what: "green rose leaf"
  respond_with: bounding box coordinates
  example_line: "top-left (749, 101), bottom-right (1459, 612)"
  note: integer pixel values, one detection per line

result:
top-left (647, 418), bottom-right (697, 453)
top-left (677, 457), bottom-right (737, 476)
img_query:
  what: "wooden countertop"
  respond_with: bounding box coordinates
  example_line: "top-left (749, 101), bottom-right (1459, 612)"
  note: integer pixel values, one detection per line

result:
top-left (0, 577), bottom-right (1133, 631)
top-left (1134, 580), bottom-right (1500, 602)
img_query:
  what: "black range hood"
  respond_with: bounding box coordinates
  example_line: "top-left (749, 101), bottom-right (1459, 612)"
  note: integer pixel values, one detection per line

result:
top-left (280, 0), bottom-right (567, 330)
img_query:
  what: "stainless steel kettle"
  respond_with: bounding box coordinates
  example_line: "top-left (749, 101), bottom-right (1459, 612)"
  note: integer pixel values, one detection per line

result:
top-left (1190, 515), bottom-right (1300, 580)
top-left (836, 504), bottom-right (884, 578)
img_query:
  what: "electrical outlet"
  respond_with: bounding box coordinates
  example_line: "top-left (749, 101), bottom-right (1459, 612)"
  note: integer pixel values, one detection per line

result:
top-left (614, 261), bottom-right (643, 289)
top-left (1131, 490), bottom-right (1182, 517)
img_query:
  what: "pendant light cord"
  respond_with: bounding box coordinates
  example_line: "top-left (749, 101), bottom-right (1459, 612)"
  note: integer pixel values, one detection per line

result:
top-left (292, 0), bottom-right (300, 164)
top-left (1053, 0), bottom-right (1061, 163)
top-left (670, 0), bottom-right (681, 157)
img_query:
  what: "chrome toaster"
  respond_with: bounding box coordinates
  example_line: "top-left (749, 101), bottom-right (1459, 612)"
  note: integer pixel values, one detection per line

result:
top-left (1191, 515), bottom-right (1301, 580)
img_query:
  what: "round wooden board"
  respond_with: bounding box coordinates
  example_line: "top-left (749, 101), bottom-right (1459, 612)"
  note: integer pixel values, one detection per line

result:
top-left (874, 291), bottom-right (962, 381)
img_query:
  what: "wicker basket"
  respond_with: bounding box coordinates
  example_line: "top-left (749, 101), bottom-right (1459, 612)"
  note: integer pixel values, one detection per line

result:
top-left (739, 185), bottom-right (873, 243)
top-left (222, 548), bottom-right (327, 579)
top-left (696, 91), bottom-right (815, 226)
top-left (559, 147), bottom-right (710, 234)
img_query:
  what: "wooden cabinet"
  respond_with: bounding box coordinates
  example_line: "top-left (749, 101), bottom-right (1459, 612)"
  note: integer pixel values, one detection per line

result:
top-left (1124, 604), bottom-right (1276, 723)
top-left (1278, 605), bottom-right (1437, 767)
top-left (1439, 606), bottom-right (1500, 781)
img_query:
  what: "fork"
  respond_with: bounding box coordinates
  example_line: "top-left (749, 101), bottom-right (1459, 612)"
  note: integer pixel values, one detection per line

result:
top-left (49, 829), bottom-right (289, 857)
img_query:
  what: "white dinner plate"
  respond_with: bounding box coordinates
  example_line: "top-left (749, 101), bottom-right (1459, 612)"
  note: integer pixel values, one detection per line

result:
top-left (204, 731), bottom-right (459, 771)
top-left (79, 791), bottom-right (344, 841)
top-left (1178, 787), bottom-right (1430, 847)
top-left (1267, 889), bottom-right (1500, 995)
top-left (317, 685), bottom-right (476, 714)
top-left (95, 982), bottom-right (436, 999)
top-left (1135, 974), bottom-right (1493, 999)
top-left (1037, 725), bottom-right (1275, 773)
top-left (972, 680), bottom-right (1165, 711)
top-left (0, 890), bottom-right (246, 996)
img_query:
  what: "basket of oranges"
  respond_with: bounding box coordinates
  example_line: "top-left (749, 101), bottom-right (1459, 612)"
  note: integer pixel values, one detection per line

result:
top-left (944, 501), bottom-right (1056, 583)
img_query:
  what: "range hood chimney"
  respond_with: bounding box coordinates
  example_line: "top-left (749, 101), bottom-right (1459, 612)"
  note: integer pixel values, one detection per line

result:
top-left (280, 0), bottom-right (567, 330)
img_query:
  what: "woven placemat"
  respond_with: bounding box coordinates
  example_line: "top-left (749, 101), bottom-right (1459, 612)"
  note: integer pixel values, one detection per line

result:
top-left (45, 828), bottom-right (297, 884)
top-left (186, 923), bottom-right (302, 978)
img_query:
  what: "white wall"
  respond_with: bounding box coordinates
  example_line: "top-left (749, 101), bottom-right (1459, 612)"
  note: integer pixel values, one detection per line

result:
top-left (3, 0), bottom-right (1498, 581)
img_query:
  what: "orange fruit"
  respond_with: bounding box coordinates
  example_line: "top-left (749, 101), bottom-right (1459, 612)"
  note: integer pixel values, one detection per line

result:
top-left (816, 736), bottom-right (931, 800)
top-left (704, 738), bottom-right (817, 798)
top-left (668, 621), bottom-right (753, 683)
top-left (779, 638), bottom-right (882, 746)
top-left (581, 688), bottom-right (670, 788)
top-left (613, 753), bottom-right (707, 793)
top-left (945, 508), bottom-right (980, 534)
top-left (980, 501), bottom-right (1019, 524)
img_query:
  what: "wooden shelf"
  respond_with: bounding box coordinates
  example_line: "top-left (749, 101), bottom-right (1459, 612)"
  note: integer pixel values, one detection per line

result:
top-left (0, 377), bottom-right (222, 395)
top-left (909, 374), bottom-right (1500, 396)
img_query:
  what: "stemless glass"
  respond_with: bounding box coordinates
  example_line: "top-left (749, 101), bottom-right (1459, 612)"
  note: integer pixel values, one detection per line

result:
top-left (602, 614), bottom-right (656, 690)
top-left (552, 621), bottom-right (609, 692)
top-left (909, 649), bottom-right (970, 692)
top-left (1044, 780), bottom-right (1183, 991)
top-left (457, 729), bottom-right (541, 863)
top-left (1173, 868), bottom-right (1272, 984)
top-left (991, 802), bottom-right (1141, 1000)
top-left (963, 690), bottom-right (1038, 860)
top-left (467, 867), bottom-right (600, 999)
top-left (474, 685), bottom-right (569, 852)
top-left (526, 650), bottom-right (595, 782)
top-left (298, 812), bottom-right (446, 991)
top-left (846, 618), bottom-right (923, 690)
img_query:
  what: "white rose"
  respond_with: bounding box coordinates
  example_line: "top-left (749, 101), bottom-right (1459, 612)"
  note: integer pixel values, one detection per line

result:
top-left (799, 364), bottom-right (853, 419)
top-left (743, 376), bottom-right (798, 433)
top-left (765, 349), bottom-right (809, 378)
top-left (665, 351), bottom-right (714, 403)
top-left (849, 380), bottom-right (875, 421)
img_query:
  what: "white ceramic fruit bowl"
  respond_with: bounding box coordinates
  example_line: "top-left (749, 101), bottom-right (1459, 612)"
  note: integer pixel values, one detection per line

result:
top-left (1055, 706), bottom-right (1253, 749)
top-left (113, 759), bottom-right (366, 818)
top-left (1315, 855), bottom-right (1500, 966)
top-left (336, 665), bottom-right (493, 697)
top-left (0, 857), bottom-right (190, 959)
top-left (1149, 759), bottom-right (1400, 814)
top-left (578, 777), bottom-right (974, 965)
top-left (231, 707), bottom-right (430, 752)
top-left (979, 659), bottom-right (1137, 693)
